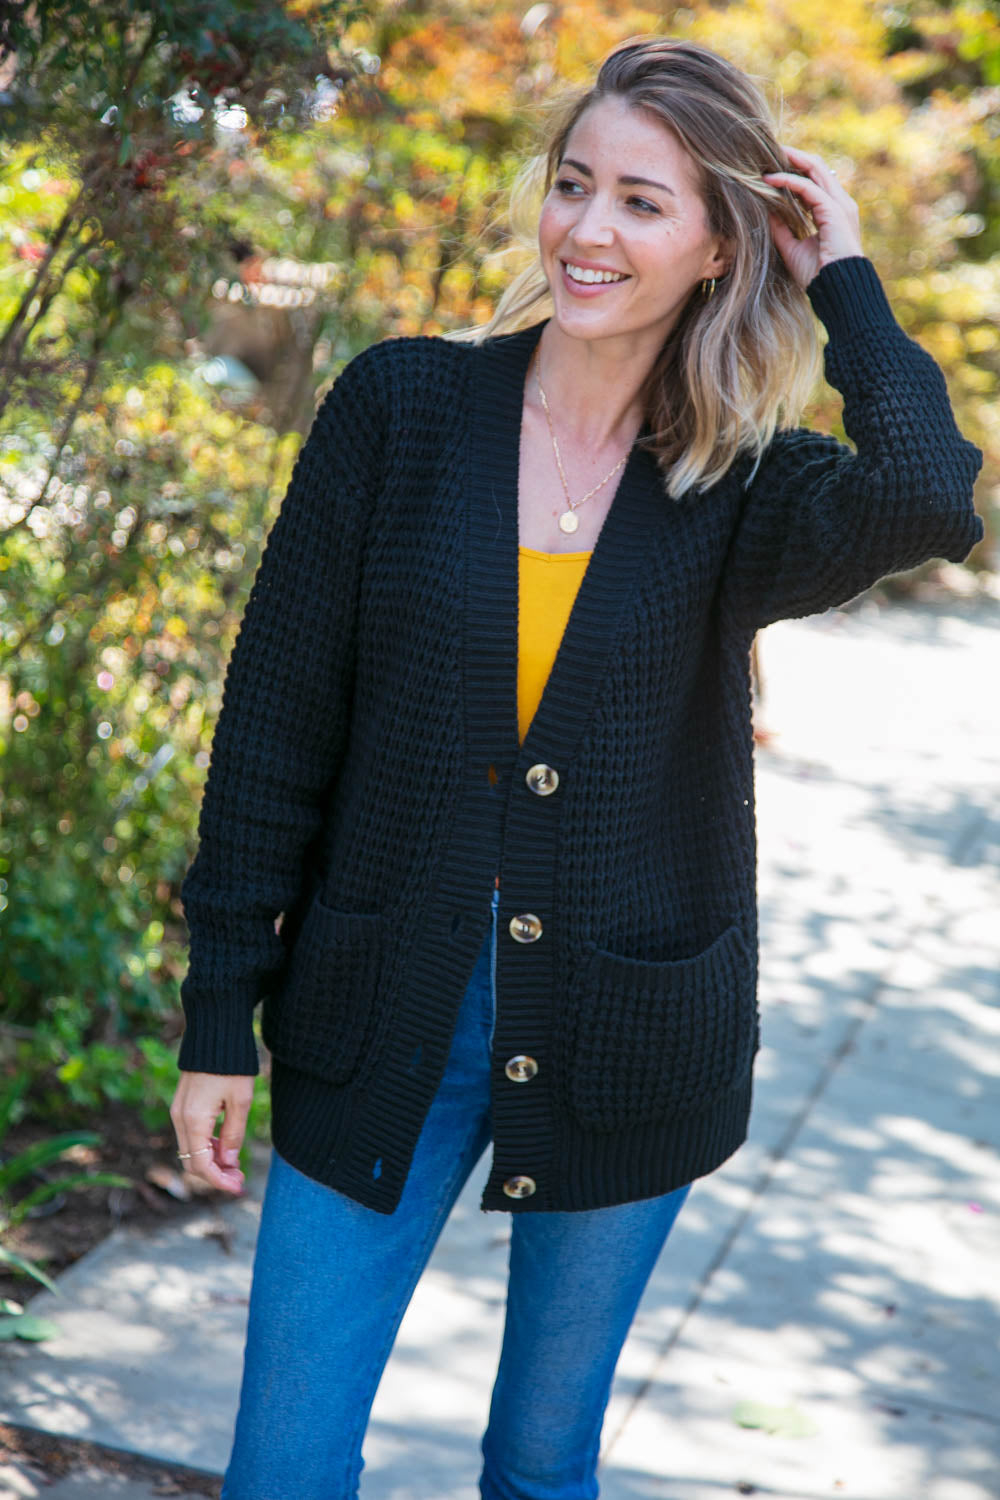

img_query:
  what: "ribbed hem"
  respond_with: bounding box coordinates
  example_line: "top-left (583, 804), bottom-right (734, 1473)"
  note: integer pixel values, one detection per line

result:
top-left (805, 255), bottom-right (897, 340)
top-left (539, 1078), bottom-right (753, 1214)
top-left (265, 1066), bottom-right (753, 1215)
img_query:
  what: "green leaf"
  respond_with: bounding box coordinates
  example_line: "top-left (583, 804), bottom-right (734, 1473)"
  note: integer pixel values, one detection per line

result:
top-left (0, 1075), bottom-right (30, 1139)
top-left (7, 1171), bottom-right (134, 1226)
top-left (0, 1131), bottom-right (102, 1193)
top-left (731, 1401), bottom-right (819, 1438)
top-left (0, 1313), bottom-right (63, 1341)
top-left (0, 1244), bottom-right (60, 1292)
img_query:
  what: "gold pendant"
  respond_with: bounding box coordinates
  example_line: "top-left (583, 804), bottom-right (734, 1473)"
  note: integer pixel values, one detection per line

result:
top-left (559, 509), bottom-right (579, 534)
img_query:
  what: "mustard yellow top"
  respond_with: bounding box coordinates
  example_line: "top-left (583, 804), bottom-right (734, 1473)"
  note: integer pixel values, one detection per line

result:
top-left (517, 545), bottom-right (594, 746)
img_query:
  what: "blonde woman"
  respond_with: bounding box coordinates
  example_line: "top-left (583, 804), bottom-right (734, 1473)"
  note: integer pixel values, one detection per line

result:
top-left (172, 36), bottom-right (983, 1500)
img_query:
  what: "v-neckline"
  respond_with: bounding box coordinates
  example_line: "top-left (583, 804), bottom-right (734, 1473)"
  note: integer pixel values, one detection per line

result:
top-left (466, 318), bottom-right (668, 773)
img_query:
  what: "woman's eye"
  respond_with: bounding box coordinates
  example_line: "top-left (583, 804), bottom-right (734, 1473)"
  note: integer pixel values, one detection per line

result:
top-left (553, 179), bottom-right (660, 215)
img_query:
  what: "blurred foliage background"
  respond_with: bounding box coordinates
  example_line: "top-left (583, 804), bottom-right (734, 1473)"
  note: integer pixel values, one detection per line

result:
top-left (0, 0), bottom-right (997, 1147)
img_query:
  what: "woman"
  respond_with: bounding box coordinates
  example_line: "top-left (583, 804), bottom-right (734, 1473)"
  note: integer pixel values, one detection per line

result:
top-left (171, 36), bottom-right (983, 1500)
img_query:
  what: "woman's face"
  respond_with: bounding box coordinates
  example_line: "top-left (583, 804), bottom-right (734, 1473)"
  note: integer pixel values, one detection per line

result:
top-left (538, 94), bottom-right (731, 355)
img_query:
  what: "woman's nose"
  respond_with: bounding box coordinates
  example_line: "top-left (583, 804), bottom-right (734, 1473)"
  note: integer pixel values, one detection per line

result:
top-left (572, 194), bottom-right (615, 245)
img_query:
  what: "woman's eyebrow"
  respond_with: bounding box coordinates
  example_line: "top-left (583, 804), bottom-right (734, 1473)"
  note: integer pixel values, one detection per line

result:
top-left (559, 157), bottom-right (677, 196)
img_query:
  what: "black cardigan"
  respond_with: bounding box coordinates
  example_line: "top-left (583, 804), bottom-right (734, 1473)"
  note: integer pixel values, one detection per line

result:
top-left (177, 256), bottom-right (984, 1213)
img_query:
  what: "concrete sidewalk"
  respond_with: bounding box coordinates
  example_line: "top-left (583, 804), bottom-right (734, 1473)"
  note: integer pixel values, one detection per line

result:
top-left (2, 593), bottom-right (999, 1500)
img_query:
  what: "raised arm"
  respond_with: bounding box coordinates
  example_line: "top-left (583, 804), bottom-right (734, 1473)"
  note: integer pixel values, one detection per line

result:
top-left (175, 344), bottom-right (385, 1076)
top-left (723, 253), bottom-right (984, 633)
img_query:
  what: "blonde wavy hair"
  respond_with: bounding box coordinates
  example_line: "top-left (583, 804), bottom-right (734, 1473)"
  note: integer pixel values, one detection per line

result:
top-left (445, 35), bottom-right (824, 499)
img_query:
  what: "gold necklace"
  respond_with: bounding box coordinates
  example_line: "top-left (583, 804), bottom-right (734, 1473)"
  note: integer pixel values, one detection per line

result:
top-left (534, 353), bottom-right (631, 535)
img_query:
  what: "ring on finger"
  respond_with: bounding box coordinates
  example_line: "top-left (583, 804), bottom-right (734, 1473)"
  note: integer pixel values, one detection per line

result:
top-left (177, 1146), bottom-right (213, 1159)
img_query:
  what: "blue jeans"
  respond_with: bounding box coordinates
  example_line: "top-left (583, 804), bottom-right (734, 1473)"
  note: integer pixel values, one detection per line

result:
top-left (222, 887), bottom-right (691, 1500)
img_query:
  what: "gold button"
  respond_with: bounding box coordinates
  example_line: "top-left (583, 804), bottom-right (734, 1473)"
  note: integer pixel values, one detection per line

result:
top-left (505, 1055), bottom-right (539, 1082)
top-left (509, 913), bottom-right (542, 943)
top-left (503, 1175), bottom-right (537, 1199)
top-left (526, 763), bottom-right (559, 796)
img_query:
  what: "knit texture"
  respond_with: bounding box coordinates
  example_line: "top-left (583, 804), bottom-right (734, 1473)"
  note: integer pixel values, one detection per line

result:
top-left (177, 255), bottom-right (984, 1213)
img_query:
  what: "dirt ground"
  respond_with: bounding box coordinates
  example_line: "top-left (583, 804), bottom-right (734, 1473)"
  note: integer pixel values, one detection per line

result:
top-left (0, 1418), bottom-right (223, 1493)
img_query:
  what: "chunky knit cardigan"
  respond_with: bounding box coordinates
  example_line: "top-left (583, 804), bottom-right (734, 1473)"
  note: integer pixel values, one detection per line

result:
top-left (177, 255), bottom-right (984, 1214)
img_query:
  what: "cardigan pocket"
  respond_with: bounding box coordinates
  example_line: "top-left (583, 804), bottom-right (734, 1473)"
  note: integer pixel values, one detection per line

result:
top-left (565, 921), bottom-right (756, 1133)
top-left (260, 892), bottom-right (388, 1086)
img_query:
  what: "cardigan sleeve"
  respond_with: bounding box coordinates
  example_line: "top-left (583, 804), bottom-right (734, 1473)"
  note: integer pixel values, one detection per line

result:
top-left (723, 256), bottom-right (985, 633)
top-left (175, 344), bottom-right (385, 1075)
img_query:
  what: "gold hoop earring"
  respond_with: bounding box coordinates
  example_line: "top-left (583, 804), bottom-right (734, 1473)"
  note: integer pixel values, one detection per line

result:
top-left (701, 277), bottom-right (717, 299)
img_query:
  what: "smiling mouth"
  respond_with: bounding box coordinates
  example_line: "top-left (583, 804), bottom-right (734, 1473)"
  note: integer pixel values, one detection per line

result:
top-left (561, 260), bottom-right (631, 286)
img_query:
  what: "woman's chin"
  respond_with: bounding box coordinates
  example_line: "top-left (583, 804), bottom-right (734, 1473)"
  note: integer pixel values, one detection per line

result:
top-left (549, 289), bottom-right (625, 331)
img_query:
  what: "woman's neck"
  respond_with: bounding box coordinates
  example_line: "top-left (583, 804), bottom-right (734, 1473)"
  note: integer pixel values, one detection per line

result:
top-left (529, 321), bottom-right (654, 453)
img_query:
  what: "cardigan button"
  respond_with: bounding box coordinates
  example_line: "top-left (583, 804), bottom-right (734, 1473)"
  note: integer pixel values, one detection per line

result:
top-left (526, 763), bottom-right (559, 795)
top-left (504, 1055), bottom-right (538, 1083)
top-left (509, 913), bottom-right (542, 943)
top-left (503, 1175), bottom-right (537, 1199)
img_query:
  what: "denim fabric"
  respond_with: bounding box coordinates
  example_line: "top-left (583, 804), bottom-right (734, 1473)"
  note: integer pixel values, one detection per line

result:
top-left (221, 887), bottom-right (691, 1500)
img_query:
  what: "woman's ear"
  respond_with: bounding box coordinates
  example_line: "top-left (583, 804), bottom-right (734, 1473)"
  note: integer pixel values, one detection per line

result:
top-left (710, 234), bottom-right (735, 280)
top-left (699, 228), bottom-right (732, 284)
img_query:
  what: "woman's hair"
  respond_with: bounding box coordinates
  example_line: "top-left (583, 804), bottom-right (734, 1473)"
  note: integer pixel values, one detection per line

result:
top-left (444, 36), bottom-right (824, 499)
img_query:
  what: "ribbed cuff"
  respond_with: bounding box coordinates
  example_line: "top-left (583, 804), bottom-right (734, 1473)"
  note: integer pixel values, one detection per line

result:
top-left (805, 255), bottom-right (897, 340)
top-left (176, 986), bottom-right (261, 1076)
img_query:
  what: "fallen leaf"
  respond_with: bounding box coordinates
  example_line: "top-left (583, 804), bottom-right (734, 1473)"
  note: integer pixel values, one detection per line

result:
top-left (145, 1164), bottom-right (192, 1201)
top-left (202, 1220), bottom-right (235, 1253)
top-left (134, 1180), bottom-right (170, 1213)
top-left (0, 1314), bottom-right (63, 1341)
top-left (731, 1401), bottom-right (819, 1438)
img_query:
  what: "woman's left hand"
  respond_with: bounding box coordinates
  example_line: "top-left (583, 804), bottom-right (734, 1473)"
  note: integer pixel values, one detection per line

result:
top-left (762, 145), bottom-right (865, 289)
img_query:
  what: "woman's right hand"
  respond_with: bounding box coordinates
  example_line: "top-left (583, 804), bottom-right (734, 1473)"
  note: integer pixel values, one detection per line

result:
top-left (170, 1071), bottom-right (256, 1195)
